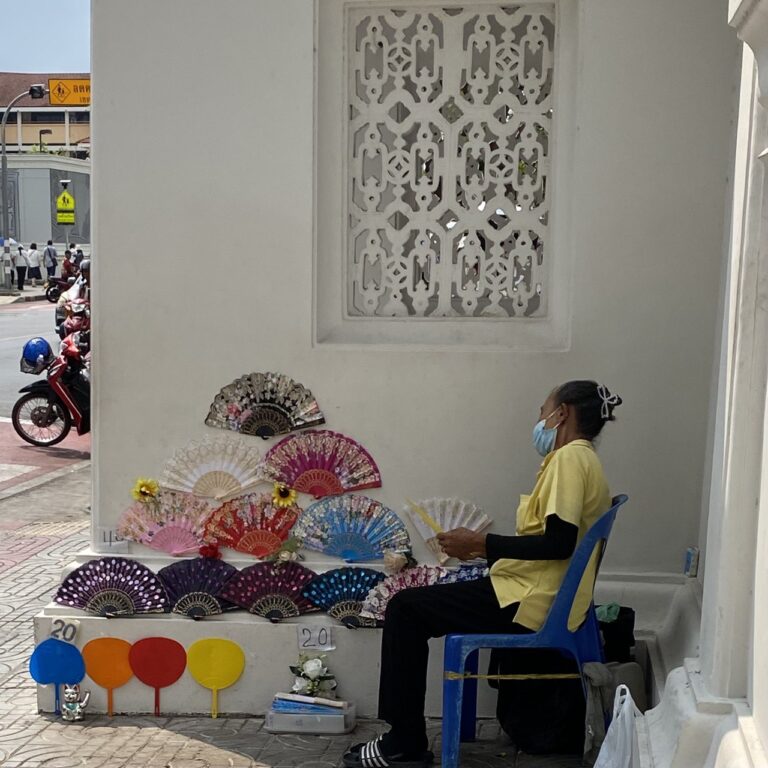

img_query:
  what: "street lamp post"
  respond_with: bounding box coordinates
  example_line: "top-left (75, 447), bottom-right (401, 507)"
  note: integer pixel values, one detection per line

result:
top-left (38, 128), bottom-right (52, 153)
top-left (1, 84), bottom-right (47, 292)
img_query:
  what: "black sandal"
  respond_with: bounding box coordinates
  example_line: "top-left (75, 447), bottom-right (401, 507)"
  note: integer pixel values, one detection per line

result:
top-left (342, 738), bottom-right (433, 768)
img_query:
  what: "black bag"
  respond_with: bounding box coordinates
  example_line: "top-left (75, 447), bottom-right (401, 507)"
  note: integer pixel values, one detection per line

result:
top-left (598, 606), bottom-right (636, 663)
top-left (490, 647), bottom-right (586, 755)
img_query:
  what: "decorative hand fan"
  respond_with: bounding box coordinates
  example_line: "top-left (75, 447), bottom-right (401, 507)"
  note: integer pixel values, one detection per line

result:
top-left (405, 498), bottom-right (491, 564)
top-left (161, 436), bottom-right (264, 500)
top-left (438, 563), bottom-right (489, 584)
top-left (302, 567), bottom-right (385, 628)
top-left (129, 637), bottom-right (187, 716)
top-left (204, 492), bottom-right (300, 558)
top-left (117, 490), bottom-right (215, 556)
top-left (360, 565), bottom-right (448, 622)
top-left (263, 430), bottom-right (381, 499)
top-left (187, 638), bottom-right (246, 718)
top-left (157, 557), bottom-right (239, 618)
top-left (205, 371), bottom-right (325, 438)
top-left (29, 638), bottom-right (86, 715)
top-left (218, 562), bottom-right (318, 623)
top-left (292, 494), bottom-right (410, 562)
top-left (82, 638), bottom-right (133, 716)
top-left (54, 557), bottom-right (168, 616)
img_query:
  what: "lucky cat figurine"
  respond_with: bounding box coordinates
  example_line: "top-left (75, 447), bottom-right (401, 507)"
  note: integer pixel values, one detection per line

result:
top-left (61, 683), bottom-right (90, 721)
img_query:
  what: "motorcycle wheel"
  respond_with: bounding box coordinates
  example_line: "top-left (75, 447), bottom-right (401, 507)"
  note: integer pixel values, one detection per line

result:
top-left (45, 284), bottom-right (61, 303)
top-left (11, 394), bottom-right (72, 446)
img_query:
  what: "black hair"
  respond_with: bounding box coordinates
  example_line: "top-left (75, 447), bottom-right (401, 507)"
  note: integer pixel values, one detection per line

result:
top-left (555, 380), bottom-right (622, 440)
top-left (47, 240), bottom-right (53, 245)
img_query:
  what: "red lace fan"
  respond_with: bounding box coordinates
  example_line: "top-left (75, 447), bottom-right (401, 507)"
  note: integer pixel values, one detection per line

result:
top-left (204, 492), bottom-right (300, 558)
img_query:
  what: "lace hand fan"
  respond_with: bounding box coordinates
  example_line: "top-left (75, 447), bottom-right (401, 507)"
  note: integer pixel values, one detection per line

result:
top-left (302, 567), bottom-right (385, 628)
top-left (292, 494), bottom-right (410, 562)
top-left (263, 430), bottom-right (381, 499)
top-left (205, 372), bottom-right (325, 438)
top-left (118, 490), bottom-right (215, 556)
top-left (218, 562), bottom-right (318, 623)
top-left (162, 436), bottom-right (264, 500)
top-left (405, 498), bottom-right (491, 564)
top-left (204, 492), bottom-right (300, 558)
top-left (438, 563), bottom-right (489, 584)
top-left (360, 565), bottom-right (448, 621)
top-left (54, 557), bottom-right (168, 617)
top-left (157, 557), bottom-right (239, 618)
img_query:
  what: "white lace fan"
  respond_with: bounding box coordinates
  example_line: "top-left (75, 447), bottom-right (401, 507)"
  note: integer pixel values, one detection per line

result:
top-left (161, 437), bottom-right (265, 501)
top-left (405, 497), bottom-right (491, 564)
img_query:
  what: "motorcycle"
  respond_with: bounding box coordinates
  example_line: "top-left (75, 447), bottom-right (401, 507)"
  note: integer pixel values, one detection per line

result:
top-left (12, 333), bottom-right (91, 447)
top-left (45, 276), bottom-right (76, 303)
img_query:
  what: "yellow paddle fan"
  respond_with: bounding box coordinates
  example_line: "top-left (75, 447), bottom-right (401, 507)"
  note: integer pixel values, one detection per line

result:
top-left (187, 638), bottom-right (246, 718)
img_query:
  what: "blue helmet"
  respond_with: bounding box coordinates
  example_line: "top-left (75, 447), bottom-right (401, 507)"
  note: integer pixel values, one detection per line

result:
top-left (22, 337), bottom-right (52, 366)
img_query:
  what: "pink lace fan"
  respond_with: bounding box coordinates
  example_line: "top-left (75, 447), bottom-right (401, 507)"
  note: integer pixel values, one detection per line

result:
top-left (263, 430), bottom-right (382, 499)
top-left (117, 490), bottom-right (216, 556)
top-left (359, 565), bottom-right (448, 621)
top-left (204, 492), bottom-right (301, 558)
top-left (218, 562), bottom-right (319, 623)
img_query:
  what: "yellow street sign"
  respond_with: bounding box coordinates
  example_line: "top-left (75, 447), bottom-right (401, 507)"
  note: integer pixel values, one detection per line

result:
top-left (48, 78), bottom-right (91, 106)
top-left (57, 190), bottom-right (76, 225)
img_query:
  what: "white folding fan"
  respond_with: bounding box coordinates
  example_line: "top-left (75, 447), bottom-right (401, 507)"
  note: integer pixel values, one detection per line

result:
top-left (161, 436), bottom-right (265, 501)
top-left (405, 497), bottom-right (491, 564)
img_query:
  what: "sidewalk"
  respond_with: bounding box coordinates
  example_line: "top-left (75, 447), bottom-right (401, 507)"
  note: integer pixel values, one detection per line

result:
top-left (0, 470), bottom-right (580, 768)
top-left (0, 283), bottom-right (49, 307)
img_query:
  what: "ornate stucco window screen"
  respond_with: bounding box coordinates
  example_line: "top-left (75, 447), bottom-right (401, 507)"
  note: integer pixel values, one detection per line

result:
top-left (346, 5), bottom-right (555, 319)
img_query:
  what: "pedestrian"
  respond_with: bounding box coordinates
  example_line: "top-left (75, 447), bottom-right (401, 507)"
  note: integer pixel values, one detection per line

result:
top-left (43, 240), bottom-right (58, 281)
top-left (13, 245), bottom-right (29, 291)
top-left (61, 250), bottom-right (78, 281)
top-left (74, 247), bottom-right (85, 266)
top-left (26, 242), bottom-right (42, 286)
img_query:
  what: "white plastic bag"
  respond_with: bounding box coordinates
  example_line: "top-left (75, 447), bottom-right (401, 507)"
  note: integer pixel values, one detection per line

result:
top-left (594, 684), bottom-right (641, 768)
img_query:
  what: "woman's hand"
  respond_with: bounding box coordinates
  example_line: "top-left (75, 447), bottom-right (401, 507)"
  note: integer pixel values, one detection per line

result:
top-left (436, 527), bottom-right (487, 560)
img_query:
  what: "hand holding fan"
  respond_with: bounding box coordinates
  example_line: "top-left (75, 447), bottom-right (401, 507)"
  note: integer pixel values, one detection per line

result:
top-left (187, 638), bottom-right (245, 718)
top-left (128, 637), bottom-right (187, 716)
top-left (82, 638), bottom-right (133, 716)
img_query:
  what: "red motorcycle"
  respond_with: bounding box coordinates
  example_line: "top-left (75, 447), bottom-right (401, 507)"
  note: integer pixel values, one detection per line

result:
top-left (12, 332), bottom-right (91, 446)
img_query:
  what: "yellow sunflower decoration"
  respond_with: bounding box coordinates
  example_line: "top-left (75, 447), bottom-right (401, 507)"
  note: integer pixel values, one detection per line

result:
top-left (272, 482), bottom-right (298, 508)
top-left (131, 477), bottom-right (160, 502)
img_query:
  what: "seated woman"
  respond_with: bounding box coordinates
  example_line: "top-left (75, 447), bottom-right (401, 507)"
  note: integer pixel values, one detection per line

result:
top-left (344, 380), bottom-right (622, 768)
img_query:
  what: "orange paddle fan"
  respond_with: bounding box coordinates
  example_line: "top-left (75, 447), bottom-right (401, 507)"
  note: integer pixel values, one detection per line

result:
top-left (82, 638), bottom-right (133, 716)
top-left (128, 637), bottom-right (187, 716)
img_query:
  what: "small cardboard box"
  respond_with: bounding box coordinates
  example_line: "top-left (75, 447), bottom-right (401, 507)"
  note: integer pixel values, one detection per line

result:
top-left (265, 703), bottom-right (356, 734)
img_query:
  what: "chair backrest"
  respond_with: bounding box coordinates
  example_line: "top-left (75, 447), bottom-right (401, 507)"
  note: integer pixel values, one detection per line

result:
top-left (541, 493), bottom-right (628, 633)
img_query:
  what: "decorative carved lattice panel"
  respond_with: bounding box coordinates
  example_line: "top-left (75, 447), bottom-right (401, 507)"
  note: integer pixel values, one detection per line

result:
top-left (346, 4), bottom-right (554, 318)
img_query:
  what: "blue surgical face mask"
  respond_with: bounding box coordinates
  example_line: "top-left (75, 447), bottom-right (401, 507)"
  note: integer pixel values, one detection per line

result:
top-left (532, 409), bottom-right (560, 457)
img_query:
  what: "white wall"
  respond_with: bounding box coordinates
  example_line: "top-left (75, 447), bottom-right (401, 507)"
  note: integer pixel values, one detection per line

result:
top-left (91, 0), bottom-right (738, 574)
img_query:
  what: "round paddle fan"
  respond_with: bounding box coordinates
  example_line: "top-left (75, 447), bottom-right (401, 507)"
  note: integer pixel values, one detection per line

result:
top-left (82, 637), bottom-right (133, 716)
top-left (187, 638), bottom-right (246, 718)
top-left (29, 638), bottom-right (85, 714)
top-left (128, 637), bottom-right (187, 716)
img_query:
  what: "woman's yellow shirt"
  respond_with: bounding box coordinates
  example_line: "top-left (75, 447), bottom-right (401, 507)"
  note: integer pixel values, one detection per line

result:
top-left (489, 439), bottom-right (611, 631)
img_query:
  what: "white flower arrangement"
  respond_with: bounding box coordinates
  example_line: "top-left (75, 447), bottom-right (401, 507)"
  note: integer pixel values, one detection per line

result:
top-left (289, 653), bottom-right (337, 698)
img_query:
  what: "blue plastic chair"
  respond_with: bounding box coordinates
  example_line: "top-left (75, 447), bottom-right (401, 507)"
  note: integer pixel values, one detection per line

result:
top-left (441, 493), bottom-right (628, 768)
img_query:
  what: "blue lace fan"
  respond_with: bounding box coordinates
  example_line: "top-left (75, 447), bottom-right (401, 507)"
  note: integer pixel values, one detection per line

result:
top-left (302, 567), bottom-right (385, 628)
top-left (157, 557), bottom-right (239, 619)
top-left (438, 563), bottom-right (489, 584)
top-left (293, 495), bottom-right (411, 562)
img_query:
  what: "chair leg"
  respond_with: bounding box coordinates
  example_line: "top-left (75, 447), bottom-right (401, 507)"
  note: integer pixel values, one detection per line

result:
top-left (460, 649), bottom-right (479, 743)
top-left (442, 644), bottom-right (470, 768)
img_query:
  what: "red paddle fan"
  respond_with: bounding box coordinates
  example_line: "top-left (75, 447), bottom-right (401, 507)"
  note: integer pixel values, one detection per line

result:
top-left (128, 637), bottom-right (187, 715)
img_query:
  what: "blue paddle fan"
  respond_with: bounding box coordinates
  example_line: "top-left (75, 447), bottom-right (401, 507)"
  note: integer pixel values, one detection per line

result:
top-left (302, 567), bottom-right (385, 628)
top-left (292, 495), bottom-right (410, 562)
top-left (29, 638), bottom-right (86, 714)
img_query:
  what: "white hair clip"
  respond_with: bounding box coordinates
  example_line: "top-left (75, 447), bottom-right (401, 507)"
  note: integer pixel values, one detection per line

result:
top-left (597, 384), bottom-right (620, 420)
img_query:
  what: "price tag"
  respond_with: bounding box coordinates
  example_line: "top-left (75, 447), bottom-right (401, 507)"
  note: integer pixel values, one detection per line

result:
top-left (49, 618), bottom-right (80, 643)
top-left (297, 624), bottom-right (335, 651)
top-left (93, 527), bottom-right (129, 553)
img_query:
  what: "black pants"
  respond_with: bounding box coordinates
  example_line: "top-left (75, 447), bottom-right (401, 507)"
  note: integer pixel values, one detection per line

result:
top-left (378, 577), bottom-right (528, 752)
top-left (46, 265), bottom-right (56, 278)
top-left (15, 266), bottom-right (26, 290)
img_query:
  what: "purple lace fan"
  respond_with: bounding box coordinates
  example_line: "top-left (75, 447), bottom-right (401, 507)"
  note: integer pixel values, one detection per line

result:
top-left (218, 562), bottom-right (318, 623)
top-left (157, 557), bottom-right (239, 619)
top-left (302, 566), bottom-right (385, 628)
top-left (54, 557), bottom-right (168, 617)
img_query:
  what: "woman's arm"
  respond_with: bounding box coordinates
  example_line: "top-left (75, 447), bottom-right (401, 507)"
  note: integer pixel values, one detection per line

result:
top-left (437, 514), bottom-right (578, 564)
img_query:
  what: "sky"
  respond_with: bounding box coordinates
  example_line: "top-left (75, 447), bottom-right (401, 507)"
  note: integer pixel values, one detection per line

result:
top-left (0, 0), bottom-right (90, 73)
